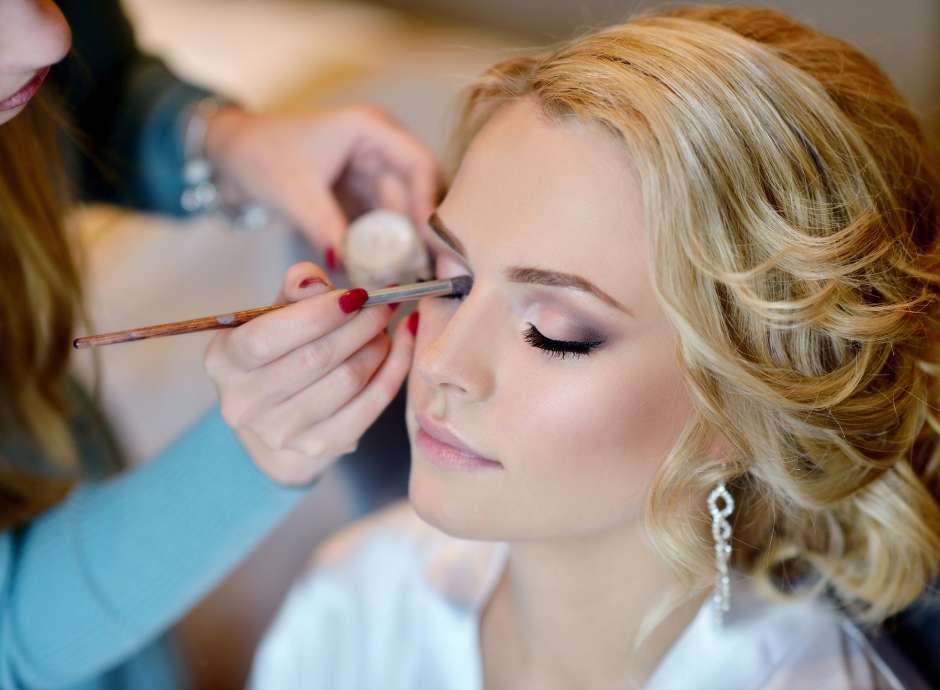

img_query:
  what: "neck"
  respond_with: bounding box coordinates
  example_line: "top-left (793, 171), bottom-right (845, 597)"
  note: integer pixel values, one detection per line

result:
top-left (481, 521), bottom-right (707, 690)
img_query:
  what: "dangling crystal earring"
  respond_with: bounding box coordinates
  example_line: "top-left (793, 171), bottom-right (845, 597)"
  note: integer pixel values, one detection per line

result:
top-left (707, 482), bottom-right (735, 627)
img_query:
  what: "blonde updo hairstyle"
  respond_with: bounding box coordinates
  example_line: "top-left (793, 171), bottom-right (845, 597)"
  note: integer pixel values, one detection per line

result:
top-left (449, 6), bottom-right (940, 623)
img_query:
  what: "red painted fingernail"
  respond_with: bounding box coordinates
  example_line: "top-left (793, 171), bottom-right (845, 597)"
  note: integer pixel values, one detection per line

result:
top-left (407, 311), bottom-right (420, 336)
top-left (385, 283), bottom-right (400, 311)
top-left (325, 246), bottom-right (339, 271)
top-left (339, 288), bottom-right (369, 314)
top-left (298, 277), bottom-right (327, 290)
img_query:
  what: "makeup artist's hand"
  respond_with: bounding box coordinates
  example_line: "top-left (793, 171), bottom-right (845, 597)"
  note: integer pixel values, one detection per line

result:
top-left (204, 105), bottom-right (439, 266)
top-left (203, 261), bottom-right (417, 486)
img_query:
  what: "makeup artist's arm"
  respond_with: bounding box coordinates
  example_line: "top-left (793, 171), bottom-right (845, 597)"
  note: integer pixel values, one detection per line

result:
top-left (0, 406), bottom-right (303, 689)
top-left (0, 263), bottom-right (415, 688)
top-left (50, 0), bottom-right (439, 251)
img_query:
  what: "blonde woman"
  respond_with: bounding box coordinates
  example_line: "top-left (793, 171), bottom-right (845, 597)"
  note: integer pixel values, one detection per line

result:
top-left (250, 6), bottom-right (940, 689)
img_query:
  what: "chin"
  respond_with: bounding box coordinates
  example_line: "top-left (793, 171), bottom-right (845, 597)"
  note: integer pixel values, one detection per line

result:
top-left (407, 453), bottom-right (511, 542)
top-left (0, 105), bottom-right (26, 126)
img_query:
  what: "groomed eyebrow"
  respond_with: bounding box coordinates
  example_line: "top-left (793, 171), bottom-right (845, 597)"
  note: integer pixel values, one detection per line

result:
top-left (428, 212), bottom-right (467, 257)
top-left (427, 211), bottom-right (631, 315)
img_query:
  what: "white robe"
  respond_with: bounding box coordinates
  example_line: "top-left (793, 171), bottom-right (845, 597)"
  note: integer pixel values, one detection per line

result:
top-left (248, 501), bottom-right (926, 690)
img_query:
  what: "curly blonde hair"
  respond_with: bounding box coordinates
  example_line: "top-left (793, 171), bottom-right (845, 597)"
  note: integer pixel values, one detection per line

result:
top-left (448, 6), bottom-right (940, 623)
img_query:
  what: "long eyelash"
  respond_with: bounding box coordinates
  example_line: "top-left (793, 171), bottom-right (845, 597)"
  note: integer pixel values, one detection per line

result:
top-left (523, 325), bottom-right (602, 359)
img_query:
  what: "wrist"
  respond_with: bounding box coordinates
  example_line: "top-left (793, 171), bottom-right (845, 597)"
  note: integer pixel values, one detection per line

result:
top-left (180, 98), bottom-right (269, 229)
top-left (180, 97), bottom-right (230, 213)
top-left (203, 104), bottom-right (250, 172)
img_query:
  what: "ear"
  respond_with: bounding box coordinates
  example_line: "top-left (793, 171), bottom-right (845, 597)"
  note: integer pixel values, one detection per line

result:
top-left (706, 433), bottom-right (732, 461)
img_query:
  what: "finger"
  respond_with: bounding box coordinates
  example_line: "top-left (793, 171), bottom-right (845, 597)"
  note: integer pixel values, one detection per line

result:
top-left (224, 286), bottom-right (373, 370)
top-left (234, 426), bottom-right (333, 486)
top-left (349, 110), bottom-right (439, 228)
top-left (376, 171), bottom-right (409, 215)
top-left (334, 161), bottom-right (378, 220)
top-left (405, 155), bottom-right (440, 231)
top-left (284, 184), bottom-right (349, 258)
top-left (276, 261), bottom-right (333, 304)
top-left (234, 301), bottom-right (394, 415)
top-left (250, 332), bottom-right (390, 449)
top-left (380, 144), bottom-right (438, 230)
top-left (287, 311), bottom-right (416, 457)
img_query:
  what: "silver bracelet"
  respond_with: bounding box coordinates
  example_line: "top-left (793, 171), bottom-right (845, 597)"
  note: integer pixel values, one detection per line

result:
top-left (180, 96), bottom-right (224, 213)
top-left (180, 96), bottom-right (270, 230)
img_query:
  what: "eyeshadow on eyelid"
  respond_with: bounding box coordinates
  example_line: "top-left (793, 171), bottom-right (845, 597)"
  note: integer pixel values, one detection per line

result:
top-left (553, 323), bottom-right (605, 344)
top-left (521, 302), bottom-right (607, 343)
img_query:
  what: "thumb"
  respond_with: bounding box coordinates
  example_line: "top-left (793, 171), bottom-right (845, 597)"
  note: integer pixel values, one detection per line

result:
top-left (274, 261), bottom-right (333, 304)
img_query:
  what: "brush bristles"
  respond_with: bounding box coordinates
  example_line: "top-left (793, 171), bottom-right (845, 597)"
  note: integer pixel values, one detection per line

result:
top-left (449, 274), bottom-right (473, 298)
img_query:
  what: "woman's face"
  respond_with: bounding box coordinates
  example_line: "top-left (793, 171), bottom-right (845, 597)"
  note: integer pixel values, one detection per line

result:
top-left (406, 97), bottom-right (695, 541)
top-left (0, 0), bottom-right (70, 126)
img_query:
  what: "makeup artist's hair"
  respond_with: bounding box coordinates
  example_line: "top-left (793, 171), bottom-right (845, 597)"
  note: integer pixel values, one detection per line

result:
top-left (0, 94), bottom-right (82, 528)
top-left (449, 5), bottom-right (940, 623)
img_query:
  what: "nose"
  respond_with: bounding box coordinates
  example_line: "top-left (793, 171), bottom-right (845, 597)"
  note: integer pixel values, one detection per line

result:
top-left (413, 298), bottom-right (494, 402)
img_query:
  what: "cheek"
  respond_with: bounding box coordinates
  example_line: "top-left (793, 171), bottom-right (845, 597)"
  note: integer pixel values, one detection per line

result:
top-left (0, 108), bottom-right (24, 126)
top-left (0, 1), bottom-right (70, 74)
top-left (505, 328), bottom-right (693, 519)
top-left (404, 299), bottom-right (695, 538)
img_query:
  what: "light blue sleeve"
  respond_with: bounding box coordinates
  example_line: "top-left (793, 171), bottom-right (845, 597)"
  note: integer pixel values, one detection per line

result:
top-left (0, 406), bottom-right (305, 689)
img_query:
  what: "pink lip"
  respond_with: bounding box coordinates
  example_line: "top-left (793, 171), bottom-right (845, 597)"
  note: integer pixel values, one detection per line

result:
top-left (0, 67), bottom-right (50, 112)
top-left (415, 413), bottom-right (502, 472)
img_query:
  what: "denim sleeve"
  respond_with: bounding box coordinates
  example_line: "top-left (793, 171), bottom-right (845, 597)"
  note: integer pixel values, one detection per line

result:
top-left (50, 0), bottom-right (214, 215)
top-left (0, 407), bottom-right (304, 689)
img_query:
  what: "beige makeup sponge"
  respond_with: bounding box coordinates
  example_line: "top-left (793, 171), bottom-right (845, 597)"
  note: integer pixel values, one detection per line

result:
top-left (342, 209), bottom-right (432, 289)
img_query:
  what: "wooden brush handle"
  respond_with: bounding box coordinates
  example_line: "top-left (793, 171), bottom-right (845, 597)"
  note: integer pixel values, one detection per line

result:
top-left (72, 304), bottom-right (286, 349)
top-left (71, 277), bottom-right (465, 349)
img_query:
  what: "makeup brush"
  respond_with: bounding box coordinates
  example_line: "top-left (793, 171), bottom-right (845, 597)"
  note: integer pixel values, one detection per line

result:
top-left (72, 275), bottom-right (472, 349)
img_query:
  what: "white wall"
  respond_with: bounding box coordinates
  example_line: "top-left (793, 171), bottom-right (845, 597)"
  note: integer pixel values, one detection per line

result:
top-left (371, 0), bottom-right (940, 139)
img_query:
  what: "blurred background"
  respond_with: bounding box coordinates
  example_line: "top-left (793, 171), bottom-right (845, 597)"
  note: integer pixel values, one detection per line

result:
top-left (67, 0), bottom-right (939, 687)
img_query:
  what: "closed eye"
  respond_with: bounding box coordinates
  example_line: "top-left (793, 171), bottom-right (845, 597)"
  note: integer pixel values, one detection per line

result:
top-left (523, 324), bottom-right (603, 359)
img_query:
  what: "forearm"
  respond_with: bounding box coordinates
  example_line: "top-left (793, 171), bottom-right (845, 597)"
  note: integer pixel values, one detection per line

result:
top-left (0, 406), bottom-right (303, 689)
